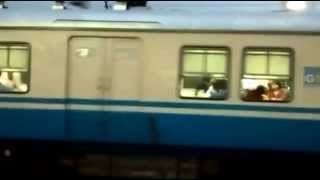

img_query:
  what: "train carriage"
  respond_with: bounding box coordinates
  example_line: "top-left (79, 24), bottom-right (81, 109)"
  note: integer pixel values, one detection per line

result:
top-left (0, 1), bottom-right (320, 177)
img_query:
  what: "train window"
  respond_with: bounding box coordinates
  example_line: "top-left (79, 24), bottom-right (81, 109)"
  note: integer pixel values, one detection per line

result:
top-left (241, 48), bottom-right (293, 102)
top-left (180, 47), bottom-right (229, 100)
top-left (0, 44), bottom-right (30, 93)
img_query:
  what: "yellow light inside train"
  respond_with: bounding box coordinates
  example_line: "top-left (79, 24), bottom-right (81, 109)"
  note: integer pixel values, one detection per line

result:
top-left (285, 1), bottom-right (307, 11)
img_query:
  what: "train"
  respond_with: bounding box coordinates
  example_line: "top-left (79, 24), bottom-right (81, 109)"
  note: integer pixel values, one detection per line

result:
top-left (0, 1), bottom-right (320, 177)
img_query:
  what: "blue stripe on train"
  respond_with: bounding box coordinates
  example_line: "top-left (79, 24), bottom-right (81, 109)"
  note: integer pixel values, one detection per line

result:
top-left (0, 108), bottom-right (320, 152)
top-left (0, 109), bottom-right (65, 140)
top-left (0, 97), bottom-right (319, 114)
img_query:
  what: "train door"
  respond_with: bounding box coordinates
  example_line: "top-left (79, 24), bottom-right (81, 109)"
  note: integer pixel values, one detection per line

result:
top-left (68, 37), bottom-right (108, 102)
top-left (66, 37), bottom-right (143, 142)
top-left (108, 38), bottom-right (142, 99)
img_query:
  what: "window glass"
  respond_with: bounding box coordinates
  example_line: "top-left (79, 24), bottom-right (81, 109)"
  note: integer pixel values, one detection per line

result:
top-left (0, 44), bottom-right (30, 93)
top-left (183, 54), bottom-right (204, 72)
top-left (207, 54), bottom-right (227, 73)
top-left (245, 55), bottom-right (267, 74)
top-left (241, 48), bottom-right (292, 102)
top-left (180, 47), bottom-right (229, 100)
top-left (269, 55), bottom-right (290, 75)
top-left (9, 46), bottom-right (28, 69)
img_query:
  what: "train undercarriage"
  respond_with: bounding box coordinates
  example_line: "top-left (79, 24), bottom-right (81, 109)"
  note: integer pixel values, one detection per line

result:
top-left (0, 139), bottom-right (319, 178)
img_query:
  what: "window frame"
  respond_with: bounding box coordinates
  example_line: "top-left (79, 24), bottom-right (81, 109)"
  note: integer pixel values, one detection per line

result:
top-left (240, 46), bottom-right (295, 103)
top-left (178, 46), bottom-right (231, 100)
top-left (0, 42), bottom-right (31, 94)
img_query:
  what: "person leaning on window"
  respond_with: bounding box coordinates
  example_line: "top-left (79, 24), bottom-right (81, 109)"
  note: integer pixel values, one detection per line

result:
top-left (245, 85), bottom-right (267, 101)
top-left (195, 76), bottom-right (213, 97)
top-left (206, 79), bottom-right (228, 99)
top-left (0, 71), bottom-right (14, 92)
top-left (267, 80), bottom-right (288, 101)
top-left (0, 81), bottom-right (13, 92)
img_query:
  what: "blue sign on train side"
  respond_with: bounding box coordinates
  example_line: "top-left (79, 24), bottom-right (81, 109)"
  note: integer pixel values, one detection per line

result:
top-left (304, 67), bottom-right (320, 87)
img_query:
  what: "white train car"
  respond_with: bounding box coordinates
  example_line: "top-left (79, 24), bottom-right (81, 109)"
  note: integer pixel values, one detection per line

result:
top-left (0, 1), bottom-right (319, 158)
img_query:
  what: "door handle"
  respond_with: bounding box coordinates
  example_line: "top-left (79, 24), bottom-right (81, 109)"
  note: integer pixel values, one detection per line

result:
top-left (97, 77), bottom-right (105, 91)
top-left (97, 84), bottom-right (105, 91)
top-left (105, 77), bottom-right (112, 91)
top-left (97, 77), bottom-right (112, 91)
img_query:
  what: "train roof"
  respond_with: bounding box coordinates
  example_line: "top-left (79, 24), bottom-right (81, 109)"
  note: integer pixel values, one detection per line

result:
top-left (1, 1), bottom-right (320, 33)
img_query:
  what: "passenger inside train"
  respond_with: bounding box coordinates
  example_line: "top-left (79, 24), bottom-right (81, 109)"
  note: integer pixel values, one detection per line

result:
top-left (266, 80), bottom-right (288, 101)
top-left (195, 76), bottom-right (212, 96)
top-left (0, 71), bottom-right (14, 91)
top-left (205, 79), bottom-right (228, 99)
top-left (0, 71), bottom-right (28, 92)
top-left (182, 75), bottom-right (227, 99)
top-left (241, 80), bottom-right (290, 102)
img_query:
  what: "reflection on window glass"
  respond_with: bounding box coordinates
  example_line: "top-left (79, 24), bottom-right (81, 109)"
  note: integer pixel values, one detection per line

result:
top-left (180, 47), bottom-right (229, 100)
top-left (241, 48), bottom-right (292, 102)
top-left (0, 44), bottom-right (30, 93)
